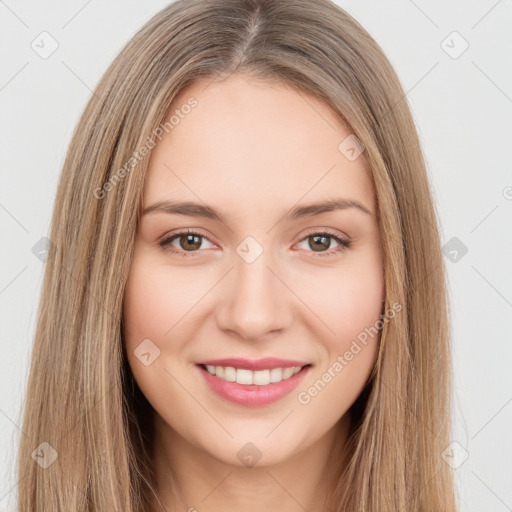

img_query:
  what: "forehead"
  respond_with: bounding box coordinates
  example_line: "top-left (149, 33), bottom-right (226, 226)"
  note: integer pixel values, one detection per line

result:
top-left (143, 75), bottom-right (375, 216)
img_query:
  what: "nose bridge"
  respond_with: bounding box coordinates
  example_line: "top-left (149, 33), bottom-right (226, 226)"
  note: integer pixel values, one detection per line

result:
top-left (216, 236), bottom-right (291, 339)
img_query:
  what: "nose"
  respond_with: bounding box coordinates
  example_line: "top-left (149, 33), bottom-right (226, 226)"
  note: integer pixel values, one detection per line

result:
top-left (215, 250), bottom-right (293, 341)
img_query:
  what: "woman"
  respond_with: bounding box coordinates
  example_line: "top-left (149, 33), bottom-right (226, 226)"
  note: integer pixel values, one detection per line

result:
top-left (17, 0), bottom-right (458, 510)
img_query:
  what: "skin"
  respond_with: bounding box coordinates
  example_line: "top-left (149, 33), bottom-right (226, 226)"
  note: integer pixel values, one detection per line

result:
top-left (123, 74), bottom-right (384, 511)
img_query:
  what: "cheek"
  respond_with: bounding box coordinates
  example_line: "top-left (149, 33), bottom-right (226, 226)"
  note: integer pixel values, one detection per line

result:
top-left (337, 268), bottom-right (384, 342)
top-left (122, 255), bottom-right (188, 413)
top-left (295, 257), bottom-right (384, 426)
top-left (122, 249), bottom-right (218, 400)
top-left (302, 250), bottom-right (384, 351)
top-left (124, 274), bottom-right (166, 350)
top-left (123, 252), bottom-right (197, 348)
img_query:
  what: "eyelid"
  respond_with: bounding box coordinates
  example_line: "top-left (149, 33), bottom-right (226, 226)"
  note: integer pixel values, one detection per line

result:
top-left (295, 228), bottom-right (351, 257)
top-left (158, 228), bottom-right (217, 251)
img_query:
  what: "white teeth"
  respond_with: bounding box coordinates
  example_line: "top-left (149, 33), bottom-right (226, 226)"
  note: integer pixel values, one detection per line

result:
top-left (253, 369), bottom-right (270, 385)
top-left (223, 366), bottom-right (236, 382)
top-left (203, 364), bottom-right (305, 385)
top-left (269, 368), bottom-right (282, 383)
top-left (236, 369), bottom-right (253, 385)
top-left (282, 367), bottom-right (295, 379)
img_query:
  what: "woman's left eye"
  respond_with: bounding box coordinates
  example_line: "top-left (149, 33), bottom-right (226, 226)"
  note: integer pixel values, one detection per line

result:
top-left (158, 229), bottom-right (351, 257)
top-left (296, 231), bottom-right (351, 257)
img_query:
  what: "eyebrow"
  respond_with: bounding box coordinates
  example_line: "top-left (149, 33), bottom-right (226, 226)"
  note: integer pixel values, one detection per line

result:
top-left (142, 197), bottom-right (373, 222)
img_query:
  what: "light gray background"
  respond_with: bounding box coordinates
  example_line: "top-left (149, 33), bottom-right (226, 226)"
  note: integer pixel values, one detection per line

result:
top-left (1, 1), bottom-right (511, 511)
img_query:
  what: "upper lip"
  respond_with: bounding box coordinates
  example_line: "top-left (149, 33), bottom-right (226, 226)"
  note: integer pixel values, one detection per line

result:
top-left (196, 357), bottom-right (310, 371)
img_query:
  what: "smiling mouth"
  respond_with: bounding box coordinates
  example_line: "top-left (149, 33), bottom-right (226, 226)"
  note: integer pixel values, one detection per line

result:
top-left (198, 363), bottom-right (311, 386)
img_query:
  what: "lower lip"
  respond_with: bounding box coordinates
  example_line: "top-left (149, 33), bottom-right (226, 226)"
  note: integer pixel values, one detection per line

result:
top-left (197, 364), bottom-right (311, 407)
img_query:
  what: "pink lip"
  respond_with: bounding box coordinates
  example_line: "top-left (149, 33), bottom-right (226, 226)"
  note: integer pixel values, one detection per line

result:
top-left (196, 363), bottom-right (311, 407)
top-left (196, 357), bottom-right (310, 371)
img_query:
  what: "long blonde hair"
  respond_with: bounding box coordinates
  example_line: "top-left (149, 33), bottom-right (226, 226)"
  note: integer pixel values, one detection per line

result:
top-left (17, 0), bottom-right (457, 510)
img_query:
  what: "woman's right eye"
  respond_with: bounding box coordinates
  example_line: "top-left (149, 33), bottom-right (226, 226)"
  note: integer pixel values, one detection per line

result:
top-left (159, 230), bottom-right (215, 257)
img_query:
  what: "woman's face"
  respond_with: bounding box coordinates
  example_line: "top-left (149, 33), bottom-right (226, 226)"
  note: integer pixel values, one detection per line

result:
top-left (123, 74), bottom-right (384, 468)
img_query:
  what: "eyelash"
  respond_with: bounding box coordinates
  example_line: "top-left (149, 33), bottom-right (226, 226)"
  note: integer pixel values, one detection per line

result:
top-left (158, 229), bottom-right (351, 258)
